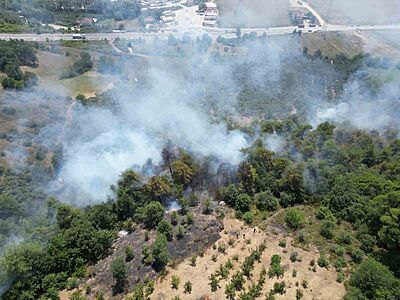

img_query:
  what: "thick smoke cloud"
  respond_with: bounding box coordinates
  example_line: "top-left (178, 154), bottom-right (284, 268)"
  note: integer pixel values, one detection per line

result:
top-left (50, 55), bottom-right (250, 204)
top-left (311, 80), bottom-right (400, 131)
top-left (32, 32), bottom-right (399, 206)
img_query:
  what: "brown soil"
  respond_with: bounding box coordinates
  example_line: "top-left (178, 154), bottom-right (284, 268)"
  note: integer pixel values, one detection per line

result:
top-left (149, 211), bottom-right (346, 300)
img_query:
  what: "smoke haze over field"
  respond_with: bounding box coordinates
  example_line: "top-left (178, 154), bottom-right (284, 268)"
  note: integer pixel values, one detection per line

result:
top-left (308, 0), bottom-right (400, 25)
top-left (217, 0), bottom-right (291, 27)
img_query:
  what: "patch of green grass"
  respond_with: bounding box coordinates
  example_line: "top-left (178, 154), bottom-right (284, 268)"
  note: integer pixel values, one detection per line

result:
top-left (0, 23), bottom-right (29, 33)
top-left (59, 40), bottom-right (117, 55)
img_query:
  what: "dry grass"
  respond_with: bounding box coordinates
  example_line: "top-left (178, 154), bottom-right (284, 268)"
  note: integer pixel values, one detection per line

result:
top-left (148, 211), bottom-right (346, 300)
top-left (22, 50), bottom-right (116, 97)
top-left (301, 32), bottom-right (364, 58)
top-left (216, 0), bottom-right (291, 28)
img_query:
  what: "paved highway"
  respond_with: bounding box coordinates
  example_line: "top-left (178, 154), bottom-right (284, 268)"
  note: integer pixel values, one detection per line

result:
top-left (1, 23), bottom-right (400, 42)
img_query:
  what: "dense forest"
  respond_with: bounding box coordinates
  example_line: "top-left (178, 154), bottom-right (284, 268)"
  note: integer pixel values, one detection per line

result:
top-left (0, 40), bottom-right (38, 89)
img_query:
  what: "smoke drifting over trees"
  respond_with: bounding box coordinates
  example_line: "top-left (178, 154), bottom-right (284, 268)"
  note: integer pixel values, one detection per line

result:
top-left (39, 34), bottom-right (400, 205)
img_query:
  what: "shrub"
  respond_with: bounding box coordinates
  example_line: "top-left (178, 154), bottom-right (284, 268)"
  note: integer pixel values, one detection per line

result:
top-left (171, 275), bottom-right (180, 290)
top-left (285, 208), bottom-right (305, 229)
top-left (336, 272), bottom-right (345, 283)
top-left (290, 251), bottom-right (299, 262)
top-left (350, 248), bottom-right (365, 263)
top-left (338, 231), bottom-right (352, 245)
top-left (183, 281), bottom-right (192, 294)
top-left (296, 289), bottom-right (304, 300)
top-left (255, 191), bottom-right (279, 211)
top-left (190, 256), bottom-right (196, 267)
top-left (67, 277), bottom-right (79, 290)
top-left (320, 220), bottom-right (335, 239)
top-left (318, 255), bottom-right (329, 268)
top-left (170, 211), bottom-right (179, 226)
top-left (301, 279), bottom-right (308, 289)
top-left (242, 211), bottom-right (254, 224)
top-left (125, 245), bottom-right (134, 262)
top-left (273, 281), bottom-right (286, 295)
top-left (278, 239), bottom-right (286, 248)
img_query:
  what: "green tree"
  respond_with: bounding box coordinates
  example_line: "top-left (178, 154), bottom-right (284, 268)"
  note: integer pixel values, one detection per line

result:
top-left (348, 258), bottom-right (400, 300)
top-left (285, 208), bottom-right (305, 229)
top-left (209, 274), bottom-right (219, 292)
top-left (171, 160), bottom-right (194, 187)
top-left (378, 208), bottom-right (400, 250)
top-left (157, 219), bottom-right (173, 241)
top-left (145, 176), bottom-right (172, 202)
top-left (255, 191), bottom-right (279, 211)
top-left (125, 245), bottom-right (134, 262)
top-left (151, 233), bottom-right (169, 270)
top-left (111, 257), bottom-right (128, 294)
top-left (225, 283), bottom-right (236, 300)
top-left (171, 275), bottom-right (180, 289)
top-left (141, 201), bottom-right (164, 229)
top-left (183, 281), bottom-right (192, 294)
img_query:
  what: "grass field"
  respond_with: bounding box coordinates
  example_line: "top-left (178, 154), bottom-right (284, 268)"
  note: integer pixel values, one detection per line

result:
top-left (308, 0), bottom-right (400, 25)
top-left (216, 0), bottom-right (291, 28)
top-left (22, 50), bottom-right (116, 97)
top-left (302, 32), bottom-right (364, 58)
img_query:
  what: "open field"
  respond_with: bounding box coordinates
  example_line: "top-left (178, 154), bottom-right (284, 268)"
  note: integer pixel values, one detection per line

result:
top-left (308, 0), bottom-right (400, 25)
top-left (302, 31), bottom-right (364, 58)
top-left (149, 211), bottom-right (346, 300)
top-left (21, 50), bottom-right (117, 97)
top-left (216, 0), bottom-right (291, 28)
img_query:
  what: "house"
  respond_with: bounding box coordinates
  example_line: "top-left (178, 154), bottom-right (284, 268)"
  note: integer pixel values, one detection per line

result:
top-left (77, 17), bottom-right (93, 28)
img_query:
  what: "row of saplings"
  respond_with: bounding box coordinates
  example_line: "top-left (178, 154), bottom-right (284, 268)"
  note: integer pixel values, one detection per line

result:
top-left (163, 242), bottom-right (314, 300)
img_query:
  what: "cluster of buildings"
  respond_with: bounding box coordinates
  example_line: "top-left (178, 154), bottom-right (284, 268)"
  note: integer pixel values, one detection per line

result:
top-left (140, 0), bottom-right (181, 11)
top-left (289, 9), bottom-right (317, 27)
top-left (202, 2), bottom-right (219, 28)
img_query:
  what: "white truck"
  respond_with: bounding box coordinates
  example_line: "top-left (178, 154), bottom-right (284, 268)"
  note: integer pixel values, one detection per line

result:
top-left (72, 33), bottom-right (86, 40)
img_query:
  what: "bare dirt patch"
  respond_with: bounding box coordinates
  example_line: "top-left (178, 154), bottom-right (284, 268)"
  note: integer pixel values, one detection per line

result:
top-left (150, 211), bottom-right (346, 300)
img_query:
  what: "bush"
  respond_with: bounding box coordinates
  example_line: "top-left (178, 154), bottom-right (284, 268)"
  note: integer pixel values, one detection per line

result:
top-left (290, 251), bottom-right (299, 262)
top-left (125, 245), bottom-right (134, 262)
top-left (255, 191), bottom-right (279, 211)
top-left (320, 220), bottom-right (335, 239)
top-left (315, 206), bottom-right (333, 220)
top-left (111, 257), bottom-right (128, 294)
top-left (350, 248), bottom-right (365, 263)
top-left (66, 277), bottom-right (79, 290)
top-left (278, 239), bottom-right (286, 248)
top-left (337, 231), bottom-right (352, 245)
top-left (171, 275), bottom-right (180, 289)
top-left (273, 281), bottom-right (286, 295)
top-left (183, 281), bottom-right (192, 294)
top-left (336, 272), bottom-right (345, 283)
top-left (285, 208), bottom-right (305, 229)
top-left (317, 255), bottom-right (329, 268)
top-left (242, 211), bottom-right (254, 224)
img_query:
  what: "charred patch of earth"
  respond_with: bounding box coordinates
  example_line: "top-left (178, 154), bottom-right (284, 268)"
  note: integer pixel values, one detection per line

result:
top-left (75, 205), bottom-right (223, 299)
